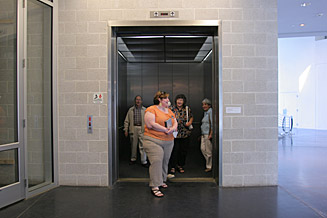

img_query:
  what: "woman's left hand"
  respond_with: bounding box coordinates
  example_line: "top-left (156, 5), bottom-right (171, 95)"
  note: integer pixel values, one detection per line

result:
top-left (166, 127), bottom-right (176, 135)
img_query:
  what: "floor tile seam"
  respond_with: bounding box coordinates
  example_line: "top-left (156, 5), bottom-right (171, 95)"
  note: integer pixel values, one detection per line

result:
top-left (278, 185), bottom-right (327, 218)
top-left (16, 193), bottom-right (47, 218)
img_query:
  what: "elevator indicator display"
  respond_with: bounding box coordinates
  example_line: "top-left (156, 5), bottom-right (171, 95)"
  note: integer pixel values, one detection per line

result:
top-left (150, 11), bottom-right (179, 18)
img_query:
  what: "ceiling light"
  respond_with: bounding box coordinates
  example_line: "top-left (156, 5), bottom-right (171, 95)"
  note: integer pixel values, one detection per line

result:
top-left (300, 23), bottom-right (305, 27)
top-left (122, 36), bottom-right (164, 39)
top-left (117, 50), bottom-right (128, 62)
top-left (202, 50), bottom-right (212, 62)
top-left (166, 36), bottom-right (206, 38)
top-left (300, 2), bottom-right (311, 7)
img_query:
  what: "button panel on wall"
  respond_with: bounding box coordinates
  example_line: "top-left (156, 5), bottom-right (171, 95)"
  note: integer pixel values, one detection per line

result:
top-left (87, 115), bottom-right (93, 133)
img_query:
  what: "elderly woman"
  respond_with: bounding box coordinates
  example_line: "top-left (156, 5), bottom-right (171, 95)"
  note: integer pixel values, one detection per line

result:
top-left (143, 91), bottom-right (178, 198)
top-left (201, 98), bottom-right (213, 172)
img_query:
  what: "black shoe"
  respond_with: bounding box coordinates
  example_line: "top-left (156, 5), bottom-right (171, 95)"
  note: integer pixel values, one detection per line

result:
top-left (142, 162), bottom-right (150, 168)
top-left (169, 168), bottom-right (176, 174)
top-left (129, 160), bottom-right (136, 165)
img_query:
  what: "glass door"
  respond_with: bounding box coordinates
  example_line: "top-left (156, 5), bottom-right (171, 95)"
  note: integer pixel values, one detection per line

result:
top-left (26, 0), bottom-right (53, 191)
top-left (0, 0), bottom-right (55, 208)
top-left (0, 0), bottom-right (25, 208)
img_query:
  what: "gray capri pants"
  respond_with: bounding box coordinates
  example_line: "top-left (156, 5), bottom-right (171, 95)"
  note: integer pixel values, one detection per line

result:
top-left (143, 135), bottom-right (174, 187)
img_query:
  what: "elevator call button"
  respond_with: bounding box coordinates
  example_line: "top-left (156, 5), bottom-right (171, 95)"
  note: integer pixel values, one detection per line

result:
top-left (87, 115), bottom-right (93, 133)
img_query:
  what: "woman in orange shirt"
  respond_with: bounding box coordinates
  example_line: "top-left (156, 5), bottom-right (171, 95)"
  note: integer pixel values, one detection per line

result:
top-left (143, 91), bottom-right (177, 198)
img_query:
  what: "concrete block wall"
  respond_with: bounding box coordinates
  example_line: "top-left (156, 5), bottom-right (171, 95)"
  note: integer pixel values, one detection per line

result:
top-left (57, 0), bottom-right (278, 187)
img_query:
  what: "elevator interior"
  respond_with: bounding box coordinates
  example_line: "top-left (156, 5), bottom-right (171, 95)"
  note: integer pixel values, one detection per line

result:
top-left (111, 25), bottom-right (219, 182)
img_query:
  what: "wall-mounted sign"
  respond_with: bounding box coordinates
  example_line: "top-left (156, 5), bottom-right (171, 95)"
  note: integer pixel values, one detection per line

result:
top-left (226, 107), bottom-right (242, 114)
top-left (93, 93), bottom-right (103, 104)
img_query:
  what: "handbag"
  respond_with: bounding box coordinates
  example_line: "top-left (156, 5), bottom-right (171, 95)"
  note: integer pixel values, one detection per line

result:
top-left (186, 106), bottom-right (193, 130)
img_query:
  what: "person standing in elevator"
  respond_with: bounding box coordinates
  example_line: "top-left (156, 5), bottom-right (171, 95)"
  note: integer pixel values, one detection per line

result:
top-left (200, 98), bottom-right (213, 172)
top-left (124, 95), bottom-right (148, 167)
top-left (168, 94), bottom-right (193, 177)
top-left (143, 91), bottom-right (177, 197)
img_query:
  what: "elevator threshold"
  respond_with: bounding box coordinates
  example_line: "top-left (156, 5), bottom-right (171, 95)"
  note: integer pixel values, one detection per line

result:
top-left (118, 178), bottom-right (216, 183)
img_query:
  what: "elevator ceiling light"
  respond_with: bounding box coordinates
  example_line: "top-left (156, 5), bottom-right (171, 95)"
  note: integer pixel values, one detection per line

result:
top-left (118, 35), bottom-right (212, 63)
top-left (194, 37), bottom-right (212, 62)
top-left (166, 36), bottom-right (207, 38)
top-left (117, 50), bottom-right (128, 62)
top-left (202, 50), bottom-right (212, 62)
top-left (300, 23), bottom-right (305, 27)
top-left (123, 36), bottom-right (164, 39)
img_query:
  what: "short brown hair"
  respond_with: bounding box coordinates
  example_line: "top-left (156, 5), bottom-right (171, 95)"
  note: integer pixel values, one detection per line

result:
top-left (153, 91), bottom-right (169, 105)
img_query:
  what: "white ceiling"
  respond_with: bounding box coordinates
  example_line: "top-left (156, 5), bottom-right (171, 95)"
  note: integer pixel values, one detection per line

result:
top-left (278, 0), bottom-right (327, 38)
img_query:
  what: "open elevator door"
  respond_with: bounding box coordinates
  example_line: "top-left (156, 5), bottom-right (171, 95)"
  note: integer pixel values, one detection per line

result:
top-left (108, 21), bottom-right (222, 187)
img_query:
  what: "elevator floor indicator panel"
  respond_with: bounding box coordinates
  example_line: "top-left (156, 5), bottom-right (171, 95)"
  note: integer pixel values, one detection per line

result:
top-left (150, 11), bottom-right (179, 18)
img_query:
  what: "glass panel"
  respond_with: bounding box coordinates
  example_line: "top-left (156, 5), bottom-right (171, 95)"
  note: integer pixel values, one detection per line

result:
top-left (0, 0), bottom-right (18, 145)
top-left (27, 0), bottom-right (53, 189)
top-left (0, 149), bottom-right (18, 188)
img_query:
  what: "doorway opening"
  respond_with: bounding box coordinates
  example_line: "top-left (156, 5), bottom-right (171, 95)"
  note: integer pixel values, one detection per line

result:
top-left (108, 21), bottom-right (222, 186)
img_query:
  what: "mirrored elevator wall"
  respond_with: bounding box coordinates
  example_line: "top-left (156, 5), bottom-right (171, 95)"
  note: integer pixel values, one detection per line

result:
top-left (118, 46), bottom-right (213, 179)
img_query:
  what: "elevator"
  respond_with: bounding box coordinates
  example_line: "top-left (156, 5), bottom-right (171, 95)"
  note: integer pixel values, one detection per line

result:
top-left (108, 21), bottom-right (222, 186)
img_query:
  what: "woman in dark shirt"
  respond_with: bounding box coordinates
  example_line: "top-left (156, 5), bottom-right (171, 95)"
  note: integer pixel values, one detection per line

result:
top-left (168, 94), bottom-right (194, 176)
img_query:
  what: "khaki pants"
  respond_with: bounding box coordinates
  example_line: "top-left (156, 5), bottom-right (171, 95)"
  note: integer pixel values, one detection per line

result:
top-left (201, 135), bottom-right (212, 169)
top-left (143, 135), bottom-right (174, 187)
top-left (130, 126), bottom-right (147, 164)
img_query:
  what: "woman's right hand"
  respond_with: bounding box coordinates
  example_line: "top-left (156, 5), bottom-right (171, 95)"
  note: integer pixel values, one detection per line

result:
top-left (185, 121), bottom-right (192, 127)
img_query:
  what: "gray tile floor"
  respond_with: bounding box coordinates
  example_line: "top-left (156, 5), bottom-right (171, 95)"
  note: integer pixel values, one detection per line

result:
top-left (278, 129), bottom-right (327, 218)
top-left (0, 129), bottom-right (326, 218)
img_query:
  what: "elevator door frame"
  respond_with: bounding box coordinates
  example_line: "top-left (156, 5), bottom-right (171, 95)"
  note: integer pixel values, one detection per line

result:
top-left (108, 20), bottom-right (223, 187)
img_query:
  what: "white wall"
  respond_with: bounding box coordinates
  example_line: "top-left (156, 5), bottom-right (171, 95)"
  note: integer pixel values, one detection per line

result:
top-left (315, 40), bottom-right (327, 130)
top-left (279, 37), bottom-right (327, 129)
